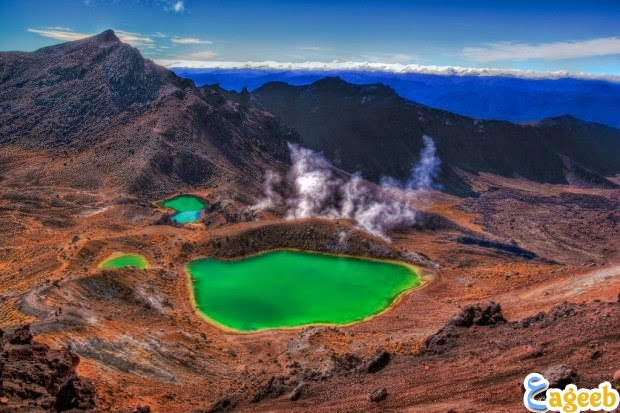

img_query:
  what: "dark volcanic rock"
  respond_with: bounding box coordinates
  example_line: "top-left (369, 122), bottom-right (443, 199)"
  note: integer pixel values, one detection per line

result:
top-left (412, 211), bottom-right (461, 231)
top-left (368, 387), bottom-right (388, 402)
top-left (541, 365), bottom-right (578, 389)
top-left (0, 325), bottom-right (96, 410)
top-left (288, 382), bottom-right (307, 401)
top-left (251, 376), bottom-right (287, 403)
top-left (360, 350), bottom-right (391, 374)
top-left (544, 302), bottom-right (577, 323)
top-left (451, 302), bottom-right (506, 327)
top-left (7, 324), bottom-right (32, 345)
top-left (331, 352), bottom-right (362, 374)
top-left (422, 302), bottom-right (506, 354)
top-left (421, 323), bottom-right (460, 355)
top-left (0, 332), bottom-right (3, 397)
top-left (54, 376), bottom-right (97, 411)
top-left (457, 237), bottom-right (537, 260)
top-left (520, 302), bottom-right (577, 328)
top-left (205, 397), bottom-right (237, 413)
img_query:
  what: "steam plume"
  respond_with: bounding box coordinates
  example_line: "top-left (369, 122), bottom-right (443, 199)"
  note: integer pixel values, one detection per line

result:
top-left (408, 135), bottom-right (441, 190)
top-left (254, 135), bottom-right (441, 240)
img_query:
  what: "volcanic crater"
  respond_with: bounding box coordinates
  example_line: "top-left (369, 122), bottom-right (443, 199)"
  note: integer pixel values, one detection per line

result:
top-left (0, 31), bottom-right (618, 412)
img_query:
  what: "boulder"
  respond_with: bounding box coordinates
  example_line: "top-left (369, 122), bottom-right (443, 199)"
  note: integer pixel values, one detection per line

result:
top-left (541, 365), bottom-right (578, 389)
top-left (7, 325), bottom-right (32, 345)
top-left (368, 388), bottom-right (388, 402)
top-left (452, 302), bottom-right (506, 327)
top-left (361, 350), bottom-right (391, 374)
top-left (288, 383), bottom-right (307, 401)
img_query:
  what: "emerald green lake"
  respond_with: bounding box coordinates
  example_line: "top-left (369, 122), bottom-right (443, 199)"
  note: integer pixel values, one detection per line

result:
top-left (186, 250), bottom-right (420, 332)
top-left (99, 253), bottom-right (148, 269)
top-left (161, 195), bottom-right (206, 224)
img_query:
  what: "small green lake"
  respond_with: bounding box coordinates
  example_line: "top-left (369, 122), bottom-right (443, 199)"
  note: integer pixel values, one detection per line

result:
top-left (186, 250), bottom-right (420, 332)
top-left (161, 195), bottom-right (206, 224)
top-left (99, 253), bottom-right (148, 269)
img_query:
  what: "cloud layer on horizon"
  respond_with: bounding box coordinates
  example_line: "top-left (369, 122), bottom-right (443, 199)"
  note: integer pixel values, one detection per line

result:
top-left (157, 58), bottom-right (620, 82)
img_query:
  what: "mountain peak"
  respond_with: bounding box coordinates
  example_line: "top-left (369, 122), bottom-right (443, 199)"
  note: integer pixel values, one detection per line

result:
top-left (313, 76), bottom-right (346, 86)
top-left (93, 29), bottom-right (120, 43)
top-left (309, 76), bottom-right (399, 99)
top-left (0, 27), bottom-right (189, 147)
top-left (310, 76), bottom-right (357, 92)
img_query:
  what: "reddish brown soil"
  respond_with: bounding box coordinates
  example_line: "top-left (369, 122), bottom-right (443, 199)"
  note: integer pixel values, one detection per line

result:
top-left (1, 169), bottom-right (618, 412)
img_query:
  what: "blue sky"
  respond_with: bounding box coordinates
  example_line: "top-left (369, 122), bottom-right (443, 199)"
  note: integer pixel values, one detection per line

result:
top-left (1, 0), bottom-right (620, 74)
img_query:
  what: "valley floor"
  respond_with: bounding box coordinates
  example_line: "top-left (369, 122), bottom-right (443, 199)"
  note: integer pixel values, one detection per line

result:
top-left (0, 170), bottom-right (619, 412)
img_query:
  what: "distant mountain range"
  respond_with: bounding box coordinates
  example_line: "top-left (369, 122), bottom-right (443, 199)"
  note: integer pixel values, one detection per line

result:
top-left (1, 30), bottom-right (619, 199)
top-left (171, 68), bottom-right (620, 130)
top-left (253, 77), bottom-right (620, 196)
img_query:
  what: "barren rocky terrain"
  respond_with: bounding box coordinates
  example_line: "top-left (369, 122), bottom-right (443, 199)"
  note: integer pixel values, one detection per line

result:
top-left (0, 31), bottom-right (618, 412)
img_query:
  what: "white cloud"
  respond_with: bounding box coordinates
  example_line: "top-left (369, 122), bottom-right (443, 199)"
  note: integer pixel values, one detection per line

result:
top-left (171, 37), bottom-right (212, 45)
top-left (173, 1), bottom-right (184, 13)
top-left (154, 59), bottom-right (620, 82)
top-left (27, 28), bottom-right (91, 42)
top-left (462, 37), bottom-right (620, 62)
top-left (300, 46), bottom-right (327, 51)
top-left (115, 30), bottom-right (154, 47)
top-left (48, 26), bottom-right (73, 31)
top-left (361, 52), bottom-right (418, 65)
top-left (28, 27), bottom-right (156, 48)
top-left (392, 54), bottom-right (416, 64)
top-left (186, 50), bottom-right (218, 59)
